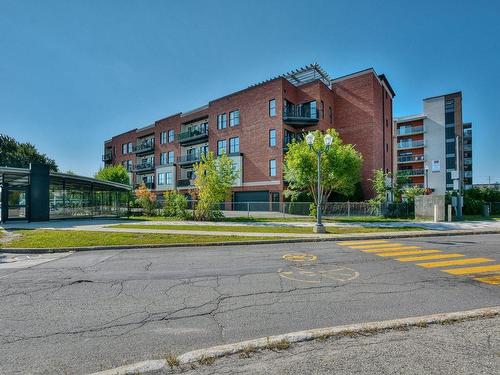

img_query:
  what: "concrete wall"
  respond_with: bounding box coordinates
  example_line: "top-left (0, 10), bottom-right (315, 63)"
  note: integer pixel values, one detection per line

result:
top-left (415, 195), bottom-right (445, 221)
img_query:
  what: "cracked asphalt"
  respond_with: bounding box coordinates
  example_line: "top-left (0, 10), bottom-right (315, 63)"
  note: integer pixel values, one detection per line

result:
top-left (0, 234), bottom-right (499, 374)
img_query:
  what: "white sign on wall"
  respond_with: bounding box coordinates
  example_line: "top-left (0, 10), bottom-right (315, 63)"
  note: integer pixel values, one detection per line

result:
top-left (431, 160), bottom-right (440, 172)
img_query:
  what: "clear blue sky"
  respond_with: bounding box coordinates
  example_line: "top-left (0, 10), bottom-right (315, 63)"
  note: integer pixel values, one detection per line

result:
top-left (1, 0), bottom-right (499, 183)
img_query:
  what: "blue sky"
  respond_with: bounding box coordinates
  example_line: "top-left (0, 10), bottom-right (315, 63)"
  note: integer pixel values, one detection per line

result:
top-left (1, 0), bottom-right (499, 183)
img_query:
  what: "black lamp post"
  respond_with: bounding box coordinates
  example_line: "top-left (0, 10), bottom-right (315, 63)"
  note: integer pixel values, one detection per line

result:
top-left (305, 132), bottom-right (333, 233)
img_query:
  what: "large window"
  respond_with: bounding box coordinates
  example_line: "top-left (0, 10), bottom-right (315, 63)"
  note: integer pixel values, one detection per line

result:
top-left (229, 110), bottom-right (240, 126)
top-left (158, 173), bottom-right (165, 185)
top-left (122, 143), bottom-right (128, 155)
top-left (229, 137), bottom-right (240, 154)
top-left (310, 101), bottom-right (317, 118)
top-left (160, 152), bottom-right (167, 165)
top-left (160, 131), bottom-right (167, 144)
top-left (217, 139), bottom-right (227, 155)
top-left (168, 151), bottom-right (174, 165)
top-left (168, 129), bottom-right (174, 143)
top-left (269, 99), bottom-right (276, 117)
top-left (269, 129), bottom-right (276, 147)
top-left (165, 172), bottom-right (172, 185)
top-left (217, 113), bottom-right (227, 129)
top-left (269, 159), bottom-right (277, 177)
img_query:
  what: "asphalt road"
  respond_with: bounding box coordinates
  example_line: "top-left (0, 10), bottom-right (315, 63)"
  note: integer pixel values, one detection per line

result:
top-left (0, 234), bottom-right (499, 374)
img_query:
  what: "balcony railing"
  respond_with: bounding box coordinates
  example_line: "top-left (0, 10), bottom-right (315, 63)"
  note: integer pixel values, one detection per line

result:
top-left (102, 153), bottom-right (113, 162)
top-left (463, 144), bottom-right (472, 152)
top-left (177, 124), bottom-right (209, 146)
top-left (282, 105), bottom-right (319, 126)
top-left (176, 152), bottom-right (207, 166)
top-left (134, 162), bottom-right (155, 173)
top-left (397, 140), bottom-right (425, 149)
top-left (177, 178), bottom-right (194, 187)
top-left (397, 125), bottom-right (424, 136)
top-left (464, 129), bottom-right (472, 138)
top-left (397, 154), bottom-right (424, 163)
top-left (134, 140), bottom-right (155, 154)
top-left (398, 168), bottom-right (425, 177)
top-left (464, 158), bottom-right (472, 165)
top-left (134, 182), bottom-right (155, 190)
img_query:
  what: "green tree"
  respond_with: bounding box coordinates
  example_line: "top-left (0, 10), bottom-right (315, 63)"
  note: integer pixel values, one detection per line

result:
top-left (163, 190), bottom-right (188, 218)
top-left (369, 169), bottom-right (389, 206)
top-left (284, 129), bottom-right (363, 210)
top-left (135, 183), bottom-right (157, 216)
top-left (193, 151), bottom-right (237, 220)
top-left (0, 134), bottom-right (58, 171)
top-left (403, 185), bottom-right (426, 203)
top-left (95, 164), bottom-right (130, 185)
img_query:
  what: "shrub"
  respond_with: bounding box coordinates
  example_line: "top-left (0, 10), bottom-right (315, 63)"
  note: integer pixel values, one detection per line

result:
top-left (163, 190), bottom-right (188, 219)
top-left (135, 183), bottom-right (157, 216)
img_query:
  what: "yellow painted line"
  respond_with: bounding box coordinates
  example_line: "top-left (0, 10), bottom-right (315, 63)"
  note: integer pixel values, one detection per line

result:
top-left (349, 243), bottom-right (405, 249)
top-left (337, 240), bottom-right (388, 246)
top-left (362, 246), bottom-right (421, 253)
top-left (396, 254), bottom-right (465, 262)
top-left (474, 275), bottom-right (500, 285)
top-left (376, 250), bottom-right (441, 257)
top-left (282, 253), bottom-right (317, 262)
top-left (416, 258), bottom-right (495, 268)
top-left (443, 264), bottom-right (500, 275)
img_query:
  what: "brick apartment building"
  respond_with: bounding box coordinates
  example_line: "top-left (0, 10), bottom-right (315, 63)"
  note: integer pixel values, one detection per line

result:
top-left (102, 64), bottom-right (395, 205)
top-left (394, 92), bottom-right (473, 194)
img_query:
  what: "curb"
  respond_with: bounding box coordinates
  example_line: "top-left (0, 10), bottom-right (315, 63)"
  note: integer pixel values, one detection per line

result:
top-left (1, 229), bottom-right (500, 254)
top-left (90, 306), bottom-right (500, 375)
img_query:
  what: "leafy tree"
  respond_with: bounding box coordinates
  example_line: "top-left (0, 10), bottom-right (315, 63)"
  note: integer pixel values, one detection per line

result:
top-left (135, 183), bottom-right (157, 216)
top-left (163, 190), bottom-right (189, 218)
top-left (193, 151), bottom-right (237, 220)
top-left (284, 129), bottom-right (363, 211)
top-left (403, 185), bottom-right (426, 203)
top-left (95, 164), bottom-right (130, 185)
top-left (369, 169), bottom-right (389, 206)
top-left (0, 134), bottom-right (58, 171)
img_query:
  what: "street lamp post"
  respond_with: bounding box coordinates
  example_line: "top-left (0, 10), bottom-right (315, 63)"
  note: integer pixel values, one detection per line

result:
top-left (306, 132), bottom-right (333, 233)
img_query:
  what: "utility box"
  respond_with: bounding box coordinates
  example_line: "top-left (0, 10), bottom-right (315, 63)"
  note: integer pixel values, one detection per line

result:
top-left (415, 195), bottom-right (445, 221)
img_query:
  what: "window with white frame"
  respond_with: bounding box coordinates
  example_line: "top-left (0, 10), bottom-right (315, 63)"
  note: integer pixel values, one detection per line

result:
top-left (160, 152), bottom-right (167, 165)
top-left (168, 151), bottom-right (174, 165)
top-left (165, 171), bottom-right (172, 185)
top-left (158, 173), bottom-right (165, 185)
top-left (269, 159), bottom-right (277, 176)
top-left (128, 142), bottom-right (133, 153)
top-left (122, 143), bottom-right (127, 155)
top-left (229, 110), bottom-right (240, 126)
top-left (160, 131), bottom-right (167, 144)
top-left (229, 137), bottom-right (239, 154)
top-left (168, 129), bottom-right (174, 143)
top-left (217, 139), bottom-right (227, 155)
top-left (269, 99), bottom-right (276, 117)
top-left (269, 129), bottom-right (276, 147)
top-left (217, 113), bottom-right (227, 129)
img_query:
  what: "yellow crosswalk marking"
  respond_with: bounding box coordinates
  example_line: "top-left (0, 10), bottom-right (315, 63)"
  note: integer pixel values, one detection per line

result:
top-left (376, 250), bottom-right (441, 257)
top-left (396, 254), bottom-right (465, 262)
top-left (443, 264), bottom-right (500, 275)
top-left (362, 246), bottom-right (421, 253)
top-left (416, 258), bottom-right (495, 268)
top-left (474, 275), bottom-right (500, 285)
top-left (349, 243), bottom-right (406, 249)
top-left (337, 240), bottom-right (388, 246)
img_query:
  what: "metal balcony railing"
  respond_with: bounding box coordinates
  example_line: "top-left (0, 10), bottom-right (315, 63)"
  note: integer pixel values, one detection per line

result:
top-left (397, 154), bottom-right (425, 163)
top-left (397, 140), bottom-right (425, 149)
top-left (177, 124), bottom-right (209, 145)
top-left (397, 125), bottom-right (424, 136)
top-left (176, 152), bottom-right (207, 165)
top-left (282, 105), bottom-right (319, 126)
top-left (102, 153), bottom-right (113, 162)
top-left (134, 140), bottom-right (155, 154)
top-left (134, 182), bottom-right (155, 190)
top-left (398, 168), bottom-right (425, 177)
top-left (134, 162), bottom-right (155, 173)
top-left (464, 144), bottom-right (472, 151)
top-left (177, 178), bottom-right (194, 187)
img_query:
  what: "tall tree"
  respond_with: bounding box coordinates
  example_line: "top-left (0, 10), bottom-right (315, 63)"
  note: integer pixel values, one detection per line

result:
top-left (284, 129), bottom-right (363, 206)
top-left (94, 165), bottom-right (130, 185)
top-left (0, 134), bottom-right (58, 171)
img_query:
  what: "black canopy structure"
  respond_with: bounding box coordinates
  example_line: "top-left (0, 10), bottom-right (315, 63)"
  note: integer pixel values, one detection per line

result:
top-left (0, 164), bottom-right (131, 223)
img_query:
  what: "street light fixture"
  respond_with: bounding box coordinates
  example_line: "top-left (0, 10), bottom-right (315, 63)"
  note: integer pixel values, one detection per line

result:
top-left (306, 132), bottom-right (333, 233)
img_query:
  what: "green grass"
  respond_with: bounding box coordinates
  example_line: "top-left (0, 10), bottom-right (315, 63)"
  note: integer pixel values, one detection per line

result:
top-left (462, 215), bottom-right (500, 221)
top-left (0, 230), bottom-right (286, 249)
top-left (110, 223), bottom-right (426, 234)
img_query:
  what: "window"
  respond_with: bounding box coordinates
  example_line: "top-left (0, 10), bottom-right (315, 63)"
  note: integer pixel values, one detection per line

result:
top-left (122, 143), bottom-right (127, 155)
top-left (168, 129), bottom-right (174, 143)
top-left (445, 99), bottom-right (455, 112)
top-left (269, 159), bottom-right (277, 177)
top-left (310, 101), bottom-right (317, 118)
top-left (445, 111), bottom-right (455, 125)
top-left (446, 141), bottom-right (456, 154)
top-left (217, 139), bottom-right (227, 155)
top-left (160, 131), bottom-right (167, 144)
top-left (128, 142), bottom-right (133, 153)
top-left (269, 129), bottom-right (276, 147)
top-left (217, 113), bottom-right (227, 129)
top-left (160, 152), bottom-right (167, 165)
top-left (446, 126), bottom-right (455, 139)
top-left (269, 99), bottom-right (276, 117)
top-left (165, 172), bottom-right (172, 185)
top-left (229, 137), bottom-right (240, 154)
top-left (168, 151), bottom-right (174, 165)
top-left (229, 110), bottom-right (240, 126)
top-left (329, 106), bottom-right (333, 124)
top-left (321, 101), bottom-right (324, 119)
top-left (158, 173), bottom-right (165, 186)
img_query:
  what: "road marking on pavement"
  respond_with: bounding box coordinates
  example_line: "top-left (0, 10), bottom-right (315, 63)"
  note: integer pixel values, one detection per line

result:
top-left (416, 258), bottom-right (495, 268)
top-left (337, 240), bottom-right (388, 246)
top-left (375, 250), bottom-right (442, 257)
top-left (473, 274), bottom-right (500, 285)
top-left (362, 246), bottom-right (421, 253)
top-left (349, 243), bottom-right (405, 249)
top-left (443, 264), bottom-right (500, 275)
top-left (282, 253), bottom-right (317, 262)
top-left (396, 254), bottom-right (465, 262)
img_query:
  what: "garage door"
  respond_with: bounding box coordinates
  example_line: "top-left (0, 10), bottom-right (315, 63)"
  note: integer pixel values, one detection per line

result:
top-left (233, 191), bottom-right (269, 211)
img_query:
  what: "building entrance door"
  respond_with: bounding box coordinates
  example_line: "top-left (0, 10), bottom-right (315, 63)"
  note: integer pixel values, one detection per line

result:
top-left (6, 186), bottom-right (29, 220)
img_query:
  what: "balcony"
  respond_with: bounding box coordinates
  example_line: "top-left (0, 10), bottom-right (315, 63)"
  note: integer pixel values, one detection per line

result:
top-left (134, 140), bottom-right (155, 154)
top-left (398, 168), bottom-right (425, 177)
top-left (463, 144), bottom-right (472, 152)
top-left (464, 157), bottom-right (472, 165)
top-left (397, 154), bottom-right (425, 164)
top-left (464, 129), bottom-right (472, 138)
top-left (134, 162), bottom-right (155, 173)
top-left (176, 152), bottom-right (207, 167)
top-left (397, 125), bottom-right (424, 136)
top-left (134, 182), bottom-right (155, 190)
top-left (102, 153), bottom-right (112, 162)
top-left (177, 124), bottom-right (209, 146)
top-left (177, 178), bottom-right (195, 188)
top-left (282, 105), bottom-right (319, 127)
top-left (397, 140), bottom-right (425, 150)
